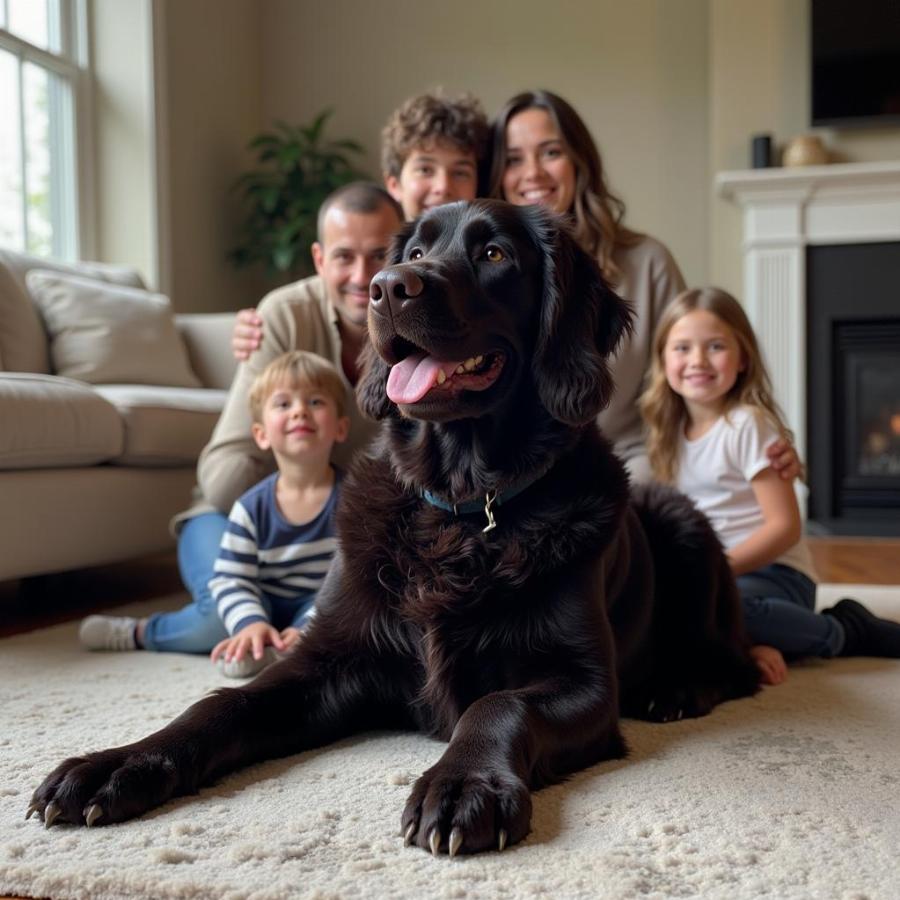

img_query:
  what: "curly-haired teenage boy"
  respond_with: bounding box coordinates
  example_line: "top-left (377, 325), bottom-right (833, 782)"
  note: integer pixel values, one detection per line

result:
top-left (381, 90), bottom-right (489, 220)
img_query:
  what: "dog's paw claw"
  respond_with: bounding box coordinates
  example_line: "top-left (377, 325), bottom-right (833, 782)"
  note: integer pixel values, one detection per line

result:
top-left (498, 828), bottom-right (508, 852)
top-left (44, 801), bottom-right (61, 829)
top-left (448, 827), bottom-right (463, 858)
top-left (428, 828), bottom-right (441, 857)
top-left (84, 804), bottom-right (103, 827)
top-left (25, 803), bottom-right (39, 822)
top-left (403, 821), bottom-right (417, 846)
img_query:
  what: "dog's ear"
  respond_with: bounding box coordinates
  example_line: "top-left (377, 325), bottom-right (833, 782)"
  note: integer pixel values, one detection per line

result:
top-left (355, 339), bottom-right (394, 420)
top-left (532, 217), bottom-right (634, 426)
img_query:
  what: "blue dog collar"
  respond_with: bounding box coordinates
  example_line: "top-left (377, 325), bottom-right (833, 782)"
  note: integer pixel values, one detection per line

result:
top-left (421, 465), bottom-right (552, 533)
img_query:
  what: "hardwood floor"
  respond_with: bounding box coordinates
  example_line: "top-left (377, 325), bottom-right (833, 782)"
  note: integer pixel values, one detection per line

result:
top-left (0, 552), bottom-right (183, 639)
top-left (806, 537), bottom-right (900, 584)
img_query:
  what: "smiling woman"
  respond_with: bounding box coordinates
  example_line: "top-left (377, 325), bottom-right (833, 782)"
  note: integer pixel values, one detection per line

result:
top-left (500, 108), bottom-right (576, 216)
top-left (487, 90), bottom-right (688, 481)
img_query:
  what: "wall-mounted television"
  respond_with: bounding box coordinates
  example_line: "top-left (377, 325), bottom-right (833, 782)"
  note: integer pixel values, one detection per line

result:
top-left (811, 0), bottom-right (900, 127)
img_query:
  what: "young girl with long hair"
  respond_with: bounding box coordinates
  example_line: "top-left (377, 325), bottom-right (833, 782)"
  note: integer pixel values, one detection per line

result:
top-left (640, 287), bottom-right (900, 682)
top-left (489, 89), bottom-right (799, 484)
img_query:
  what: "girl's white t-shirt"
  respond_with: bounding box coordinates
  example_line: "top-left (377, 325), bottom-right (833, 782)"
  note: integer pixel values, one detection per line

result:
top-left (675, 405), bottom-right (817, 582)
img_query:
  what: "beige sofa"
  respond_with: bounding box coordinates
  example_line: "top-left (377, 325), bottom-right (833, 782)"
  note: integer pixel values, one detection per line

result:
top-left (0, 248), bottom-right (238, 583)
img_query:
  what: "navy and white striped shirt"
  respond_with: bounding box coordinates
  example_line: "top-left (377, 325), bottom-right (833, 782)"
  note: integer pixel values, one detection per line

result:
top-left (210, 471), bottom-right (341, 636)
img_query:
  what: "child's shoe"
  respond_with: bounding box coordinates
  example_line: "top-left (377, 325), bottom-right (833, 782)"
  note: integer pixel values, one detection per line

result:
top-left (79, 615), bottom-right (139, 651)
top-left (218, 646), bottom-right (278, 679)
top-left (822, 598), bottom-right (900, 657)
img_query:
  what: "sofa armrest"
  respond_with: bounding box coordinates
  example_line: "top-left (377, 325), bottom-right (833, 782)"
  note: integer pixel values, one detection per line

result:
top-left (175, 313), bottom-right (238, 390)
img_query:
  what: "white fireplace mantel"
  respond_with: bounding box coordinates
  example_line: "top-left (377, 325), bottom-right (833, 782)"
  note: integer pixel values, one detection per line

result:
top-left (716, 160), bottom-right (900, 464)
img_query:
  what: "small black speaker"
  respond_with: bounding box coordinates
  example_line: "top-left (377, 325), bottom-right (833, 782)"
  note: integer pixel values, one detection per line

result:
top-left (751, 134), bottom-right (773, 168)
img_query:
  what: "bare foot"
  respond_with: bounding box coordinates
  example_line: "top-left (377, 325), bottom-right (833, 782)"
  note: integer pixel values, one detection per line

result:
top-left (751, 645), bottom-right (787, 685)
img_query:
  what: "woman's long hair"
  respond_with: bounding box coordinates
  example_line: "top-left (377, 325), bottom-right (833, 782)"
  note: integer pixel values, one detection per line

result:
top-left (488, 89), bottom-right (637, 282)
top-left (639, 287), bottom-right (797, 483)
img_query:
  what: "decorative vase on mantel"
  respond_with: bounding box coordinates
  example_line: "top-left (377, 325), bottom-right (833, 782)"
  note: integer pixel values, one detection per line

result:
top-left (782, 134), bottom-right (829, 167)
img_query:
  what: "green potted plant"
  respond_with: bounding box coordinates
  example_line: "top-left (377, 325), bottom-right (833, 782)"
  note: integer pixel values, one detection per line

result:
top-left (229, 109), bottom-right (369, 279)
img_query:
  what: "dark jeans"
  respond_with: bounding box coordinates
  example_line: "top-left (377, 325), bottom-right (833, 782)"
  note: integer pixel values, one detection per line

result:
top-left (738, 564), bottom-right (844, 658)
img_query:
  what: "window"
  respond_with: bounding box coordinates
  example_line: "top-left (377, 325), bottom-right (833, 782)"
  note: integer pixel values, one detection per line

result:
top-left (0, 0), bottom-right (88, 259)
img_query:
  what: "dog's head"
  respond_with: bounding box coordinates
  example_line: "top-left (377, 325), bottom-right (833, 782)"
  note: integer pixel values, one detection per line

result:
top-left (358, 199), bottom-right (632, 428)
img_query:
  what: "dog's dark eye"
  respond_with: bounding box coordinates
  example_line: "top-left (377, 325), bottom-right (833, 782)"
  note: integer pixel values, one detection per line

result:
top-left (409, 248), bottom-right (424, 261)
top-left (485, 246), bottom-right (505, 263)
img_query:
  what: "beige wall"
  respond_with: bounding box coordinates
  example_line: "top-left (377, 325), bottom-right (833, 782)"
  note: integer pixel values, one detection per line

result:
top-left (92, 0), bottom-right (900, 312)
top-left (90, 0), bottom-right (266, 310)
top-left (259, 0), bottom-right (710, 287)
top-left (156, 0), bottom-right (266, 312)
top-left (91, 0), bottom-right (156, 285)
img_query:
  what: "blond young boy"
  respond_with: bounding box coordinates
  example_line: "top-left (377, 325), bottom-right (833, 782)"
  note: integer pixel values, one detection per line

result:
top-left (207, 351), bottom-right (349, 677)
top-left (79, 352), bottom-right (349, 678)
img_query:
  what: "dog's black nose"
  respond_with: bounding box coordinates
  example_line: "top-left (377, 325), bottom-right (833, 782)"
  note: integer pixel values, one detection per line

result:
top-left (370, 267), bottom-right (424, 312)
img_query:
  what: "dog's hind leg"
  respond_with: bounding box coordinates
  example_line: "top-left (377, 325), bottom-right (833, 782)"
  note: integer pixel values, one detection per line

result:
top-left (624, 483), bottom-right (761, 722)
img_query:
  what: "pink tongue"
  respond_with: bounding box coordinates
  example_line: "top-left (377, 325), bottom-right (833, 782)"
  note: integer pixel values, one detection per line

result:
top-left (386, 353), bottom-right (464, 404)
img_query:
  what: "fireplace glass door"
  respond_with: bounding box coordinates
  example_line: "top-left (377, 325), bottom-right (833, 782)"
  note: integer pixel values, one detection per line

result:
top-left (807, 242), bottom-right (900, 535)
top-left (835, 322), bottom-right (900, 514)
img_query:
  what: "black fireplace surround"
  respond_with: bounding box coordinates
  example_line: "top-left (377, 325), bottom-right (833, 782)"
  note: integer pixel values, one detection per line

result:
top-left (806, 241), bottom-right (900, 536)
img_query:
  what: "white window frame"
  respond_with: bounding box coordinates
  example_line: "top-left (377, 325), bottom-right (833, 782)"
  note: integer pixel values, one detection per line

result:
top-left (0, 0), bottom-right (93, 260)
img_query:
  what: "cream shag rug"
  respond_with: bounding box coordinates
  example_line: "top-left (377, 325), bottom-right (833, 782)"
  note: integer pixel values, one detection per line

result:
top-left (1, 587), bottom-right (899, 900)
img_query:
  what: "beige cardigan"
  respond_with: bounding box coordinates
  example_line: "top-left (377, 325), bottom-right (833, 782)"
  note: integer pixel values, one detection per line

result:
top-left (599, 234), bottom-right (686, 479)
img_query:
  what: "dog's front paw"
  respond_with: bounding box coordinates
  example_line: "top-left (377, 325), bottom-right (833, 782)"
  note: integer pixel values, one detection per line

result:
top-left (400, 761), bottom-right (532, 856)
top-left (27, 747), bottom-right (179, 828)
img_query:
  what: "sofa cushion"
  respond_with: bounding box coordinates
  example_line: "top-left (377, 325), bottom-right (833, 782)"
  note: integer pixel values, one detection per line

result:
top-left (26, 271), bottom-right (202, 388)
top-left (0, 373), bottom-right (124, 469)
top-left (95, 385), bottom-right (228, 466)
top-left (0, 248), bottom-right (144, 374)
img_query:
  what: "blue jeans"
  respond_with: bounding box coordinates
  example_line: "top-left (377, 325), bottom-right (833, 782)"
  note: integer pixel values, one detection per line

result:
top-left (142, 512), bottom-right (230, 653)
top-left (142, 512), bottom-right (316, 653)
top-left (738, 564), bottom-right (844, 659)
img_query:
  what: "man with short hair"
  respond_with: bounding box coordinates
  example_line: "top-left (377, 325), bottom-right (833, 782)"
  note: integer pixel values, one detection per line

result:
top-left (77, 183), bottom-right (404, 655)
top-left (200, 182), bottom-right (402, 515)
top-left (182, 183), bottom-right (402, 649)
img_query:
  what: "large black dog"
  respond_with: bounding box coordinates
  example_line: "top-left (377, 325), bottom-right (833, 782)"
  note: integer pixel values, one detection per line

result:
top-left (30, 200), bottom-right (758, 855)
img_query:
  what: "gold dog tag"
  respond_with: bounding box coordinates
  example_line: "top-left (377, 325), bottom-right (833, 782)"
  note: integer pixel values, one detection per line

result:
top-left (483, 491), bottom-right (497, 533)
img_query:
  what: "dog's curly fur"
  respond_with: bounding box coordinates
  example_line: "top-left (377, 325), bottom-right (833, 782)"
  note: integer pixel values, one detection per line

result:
top-left (30, 200), bottom-right (759, 855)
